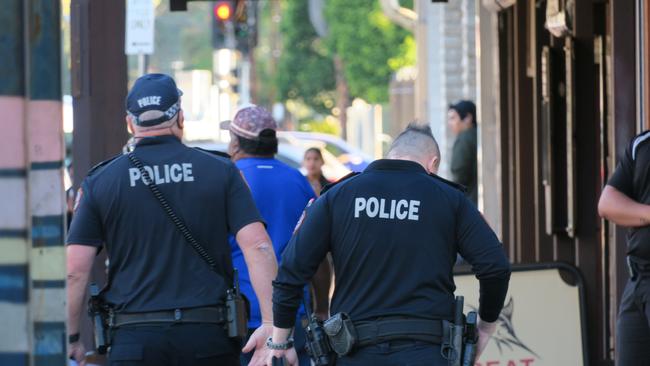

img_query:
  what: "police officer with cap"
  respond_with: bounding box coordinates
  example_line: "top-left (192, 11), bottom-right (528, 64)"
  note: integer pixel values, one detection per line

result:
top-left (66, 73), bottom-right (278, 366)
top-left (266, 123), bottom-right (511, 365)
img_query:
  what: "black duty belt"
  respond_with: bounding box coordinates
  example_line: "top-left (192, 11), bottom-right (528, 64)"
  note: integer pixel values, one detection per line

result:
top-left (354, 318), bottom-right (444, 347)
top-left (111, 306), bottom-right (226, 328)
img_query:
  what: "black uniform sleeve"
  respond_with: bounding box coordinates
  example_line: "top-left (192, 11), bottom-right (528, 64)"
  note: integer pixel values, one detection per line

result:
top-left (455, 196), bottom-right (511, 322)
top-left (225, 164), bottom-right (264, 235)
top-left (272, 196), bottom-right (331, 328)
top-left (607, 142), bottom-right (634, 197)
top-left (66, 180), bottom-right (103, 247)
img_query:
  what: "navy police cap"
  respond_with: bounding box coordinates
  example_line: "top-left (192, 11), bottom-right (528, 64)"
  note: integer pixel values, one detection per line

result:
top-left (126, 73), bottom-right (183, 127)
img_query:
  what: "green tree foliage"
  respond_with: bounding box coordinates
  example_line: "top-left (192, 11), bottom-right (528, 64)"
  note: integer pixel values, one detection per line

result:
top-left (275, 0), bottom-right (336, 114)
top-left (325, 0), bottom-right (412, 104)
top-left (147, 2), bottom-right (212, 74)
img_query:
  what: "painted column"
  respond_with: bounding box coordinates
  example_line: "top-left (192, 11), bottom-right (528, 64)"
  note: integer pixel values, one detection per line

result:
top-left (0, 1), bottom-right (30, 365)
top-left (27, 1), bottom-right (66, 365)
top-left (0, 1), bottom-right (65, 365)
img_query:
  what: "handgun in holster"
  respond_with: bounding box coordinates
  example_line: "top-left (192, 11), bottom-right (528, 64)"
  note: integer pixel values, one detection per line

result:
top-left (461, 311), bottom-right (479, 366)
top-left (225, 268), bottom-right (249, 339)
top-left (302, 298), bottom-right (333, 366)
top-left (88, 283), bottom-right (110, 354)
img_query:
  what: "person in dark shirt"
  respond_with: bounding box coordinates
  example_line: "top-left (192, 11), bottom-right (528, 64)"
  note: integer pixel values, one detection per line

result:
top-left (448, 100), bottom-right (478, 204)
top-left (66, 74), bottom-right (277, 366)
top-left (599, 130), bottom-right (650, 365)
top-left (266, 123), bottom-right (511, 365)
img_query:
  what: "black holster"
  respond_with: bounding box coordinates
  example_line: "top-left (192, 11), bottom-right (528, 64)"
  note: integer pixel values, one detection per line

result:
top-left (323, 313), bottom-right (357, 356)
top-left (303, 313), bottom-right (333, 366)
top-left (225, 289), bottom-right (248, 339)
top-left (88, 283), bottom-right (111, 354)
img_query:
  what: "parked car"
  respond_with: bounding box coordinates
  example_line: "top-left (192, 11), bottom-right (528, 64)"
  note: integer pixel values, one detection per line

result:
top-left (186, 139), bottom-right (351, 180)
top-left (278, 131), bottom-right (373, 172)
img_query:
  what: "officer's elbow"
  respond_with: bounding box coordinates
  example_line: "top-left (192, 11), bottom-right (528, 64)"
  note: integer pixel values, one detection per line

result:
top-left (66, 244), bottom-right (96, 280)
top-left (597, 189), bottom-right (613, 220)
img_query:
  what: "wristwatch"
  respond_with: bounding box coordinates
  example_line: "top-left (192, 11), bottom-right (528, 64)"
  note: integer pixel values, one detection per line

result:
top-left (266, 336), bottom-right (294, 350)
top-left (68, 333), bottom-right (80, 344)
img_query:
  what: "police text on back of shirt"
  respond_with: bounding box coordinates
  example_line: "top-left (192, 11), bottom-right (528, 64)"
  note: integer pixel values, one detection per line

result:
top-left (129, 163), bottom-right (194, 187)
top-left (354, 197), bottom-right (420, 221)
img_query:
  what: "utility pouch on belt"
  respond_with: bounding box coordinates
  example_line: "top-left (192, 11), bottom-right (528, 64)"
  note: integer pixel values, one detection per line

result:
top-left (226, 269), bottom-right (248, 339)
top-left (88, 283), bottom-right (110, 354)
top-left (323, 313), bottom-right (357, 356)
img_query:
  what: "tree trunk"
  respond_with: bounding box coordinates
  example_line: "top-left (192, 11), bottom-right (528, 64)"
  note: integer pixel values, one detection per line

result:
top-left (334, 55), bottom-right (349, 139)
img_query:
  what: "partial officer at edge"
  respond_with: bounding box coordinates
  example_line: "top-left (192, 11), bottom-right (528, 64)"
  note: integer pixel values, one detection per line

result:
top-left (266, 124), bottom-right (511, 365)
top-left (599, 130), bottom-right (650, 365)
top-left (66, 73), bottom-right (277, 366)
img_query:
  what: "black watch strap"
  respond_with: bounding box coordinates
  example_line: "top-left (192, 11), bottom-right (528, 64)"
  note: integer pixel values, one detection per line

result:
top-left (68, 333), bottom-right (80, 344)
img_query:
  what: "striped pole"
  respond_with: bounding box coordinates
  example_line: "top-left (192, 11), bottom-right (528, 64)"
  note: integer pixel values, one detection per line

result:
top-left (0, 0), bottom-right (31, 364)
top-left (26, 1), bottom-right (66, 365)
top-left (0, 0), bottom-right (65, 365)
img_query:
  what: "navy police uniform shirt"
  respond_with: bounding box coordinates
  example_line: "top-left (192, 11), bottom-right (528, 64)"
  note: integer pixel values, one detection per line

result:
top-left (272, 159), bottom-right (511, 328)
top-left (67, 135), bottom-right (263, 313)
top-left (608, 130), bottom-right (650, 262)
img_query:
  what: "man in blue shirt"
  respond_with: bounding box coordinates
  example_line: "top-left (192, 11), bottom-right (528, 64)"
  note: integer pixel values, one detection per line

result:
top-left (222, 105), bottom-right (329, 366)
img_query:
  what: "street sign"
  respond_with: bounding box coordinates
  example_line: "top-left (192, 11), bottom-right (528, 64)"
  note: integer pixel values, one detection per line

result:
top-left (125, 0), bottom-right (155, 55)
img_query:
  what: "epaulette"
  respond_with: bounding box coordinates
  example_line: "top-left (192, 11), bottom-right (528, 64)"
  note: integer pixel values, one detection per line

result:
top-left (427, 173), bottom-right (468, 193)
top-left (321, 171), bottom-right (361, 195)
top-left (193, 147), bottom-right (231, 159)
top-left (631, 130), bottom-right (650, 160)
top-left (87, 154), bottom-right (121, 177)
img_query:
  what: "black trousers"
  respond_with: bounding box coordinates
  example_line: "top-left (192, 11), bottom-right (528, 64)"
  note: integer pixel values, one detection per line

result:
top-left (617, 275), bottom-right (650, 365)
top-left (108, 323), bottom-right (240, 366)
top-left (335, 341), bottom-right (446, 366)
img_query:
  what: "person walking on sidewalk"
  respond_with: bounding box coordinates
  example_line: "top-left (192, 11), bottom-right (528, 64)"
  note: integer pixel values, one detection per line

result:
top-left (267, 124), bottom-right (510, 365)
top-left (448, 100), bottom-right (478, 205)
top-left (222, 105), bottom-right (330, 366)
top-left (599, 130), bottom-right (650, 365)
top-left (66, 74), bottom-right (277, 366)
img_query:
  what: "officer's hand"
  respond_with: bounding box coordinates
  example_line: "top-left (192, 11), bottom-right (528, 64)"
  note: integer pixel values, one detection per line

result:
top-left (243, 324), bottom-right (273, 366)
top-left (265, 348), bottom-right (298, 366)
top-left (475, 318), bottom-right (497, 359)
top-left (68, 341), bottom-right (87, 366)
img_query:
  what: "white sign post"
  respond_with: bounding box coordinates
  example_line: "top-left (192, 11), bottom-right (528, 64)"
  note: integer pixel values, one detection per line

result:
top-left (125, 0), bottom-right (155, 58)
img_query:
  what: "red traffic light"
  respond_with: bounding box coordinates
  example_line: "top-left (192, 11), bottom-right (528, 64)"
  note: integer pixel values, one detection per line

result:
top-left (214, 2), bottom-right (232, 21)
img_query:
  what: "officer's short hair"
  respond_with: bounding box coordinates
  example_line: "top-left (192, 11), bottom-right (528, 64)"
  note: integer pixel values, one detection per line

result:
top-left (132, 111), bottom-right (178, 131)
top-left (388, 122), bottom-right (440, 159)
top-left (236, 128), bottom-right (278, 156)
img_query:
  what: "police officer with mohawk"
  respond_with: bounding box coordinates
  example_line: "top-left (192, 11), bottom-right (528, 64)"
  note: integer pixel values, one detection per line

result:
top-left (66, 74), bottom-right (277, 366)
top-left (266, 123), bottom-right (511, 365)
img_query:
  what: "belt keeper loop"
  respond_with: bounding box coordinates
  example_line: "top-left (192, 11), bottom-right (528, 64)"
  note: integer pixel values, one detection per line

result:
top-left (174, 309), bottom-right (182, 322)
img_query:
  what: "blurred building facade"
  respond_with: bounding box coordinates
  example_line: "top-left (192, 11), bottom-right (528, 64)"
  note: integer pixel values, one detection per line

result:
top-left (386, 0), bottom-right (478, 178)
top-left (477, 0), bottom-right (650, 364)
